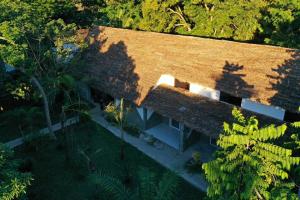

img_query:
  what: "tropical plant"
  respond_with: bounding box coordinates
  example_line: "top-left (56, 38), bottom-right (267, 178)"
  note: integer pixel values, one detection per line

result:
top-left (104, 98), bottom-right (128, 160)
top-left (285, 121), bottom-right (300, 197)
top-left (91, 167), bottom-right (179, 200)
top-left (78, 147), bottom-right (102, 173)
top-left (0, 143), bottom-right (32, 200)
top-left (203, 107), bottom-right (300, 200)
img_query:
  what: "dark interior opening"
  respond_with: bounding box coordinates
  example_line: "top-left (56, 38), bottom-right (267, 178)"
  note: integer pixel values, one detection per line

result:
top-left (284, 110), bottom-right (300, 123)
top-left (91, 87), bottom-right (114, 109)
top-left (175, 79), bottom-right (190, 90)
top-left (219, 91), bottom-right (242, 106)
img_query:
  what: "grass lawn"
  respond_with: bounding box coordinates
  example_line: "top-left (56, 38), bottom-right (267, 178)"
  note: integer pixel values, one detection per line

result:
top-left (15, 121), bottom-right (206, 200)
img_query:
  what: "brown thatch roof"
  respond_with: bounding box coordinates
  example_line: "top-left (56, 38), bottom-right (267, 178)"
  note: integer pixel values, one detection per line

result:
top-left (78, 26), bottom-right (299, 135)
top-left (143, 85), bottom-right (279, 136)
top-left (79, 26), bottom-right (300, 112)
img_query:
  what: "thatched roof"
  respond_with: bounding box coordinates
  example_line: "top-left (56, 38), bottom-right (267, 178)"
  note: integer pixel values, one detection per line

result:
top-left (78, 26), bottom-right (299, 135)
top-left (143, 85), bottom-right (278, 136)
top-left (79, 26), bottom-right (300, 111)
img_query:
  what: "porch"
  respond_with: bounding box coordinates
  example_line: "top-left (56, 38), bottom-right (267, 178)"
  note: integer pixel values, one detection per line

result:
top-left (144, 123), bottom-right (181, 150)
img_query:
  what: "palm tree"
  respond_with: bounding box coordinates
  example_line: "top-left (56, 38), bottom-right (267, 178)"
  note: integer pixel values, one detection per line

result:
top-left (91, 168), bottom-right (179, 200)
top-left (105, 98), bottom-right (128, 160)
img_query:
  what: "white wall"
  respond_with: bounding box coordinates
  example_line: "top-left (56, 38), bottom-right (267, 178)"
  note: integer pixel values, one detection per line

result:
top-left (189, 83), bottom-right (220, 101)
top-left (155, 74), bottom-right (175, 88)
top-left (241, 99), bottom-right (285, 120)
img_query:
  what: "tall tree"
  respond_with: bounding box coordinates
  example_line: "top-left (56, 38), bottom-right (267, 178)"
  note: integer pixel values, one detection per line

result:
top-left (0, 0), bottom-right (82, 138)
top-left (261, 0), bottom-right (300, 48)
top-left (203, 107), bottom-right (300, 200)
top-left (98, 0), bottom-right (300, 48)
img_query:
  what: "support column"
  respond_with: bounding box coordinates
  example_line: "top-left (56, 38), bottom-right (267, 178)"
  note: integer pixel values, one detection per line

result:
top-left (179, 123), bottom-right (185, 153)
top-left (142, 108), bottom-right (147, 131)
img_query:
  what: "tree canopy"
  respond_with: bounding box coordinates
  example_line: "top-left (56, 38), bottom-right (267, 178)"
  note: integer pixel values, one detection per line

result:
top-left (98, 0), bottom-right (300, 48)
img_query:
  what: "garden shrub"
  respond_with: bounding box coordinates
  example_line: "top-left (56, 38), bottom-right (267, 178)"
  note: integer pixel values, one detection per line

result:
top-left (103, 103), bottom-right (118, 124)
top-left (23, 132), bottom-right (50, 152)
top-left (185, 151), bottom-right (203, 174)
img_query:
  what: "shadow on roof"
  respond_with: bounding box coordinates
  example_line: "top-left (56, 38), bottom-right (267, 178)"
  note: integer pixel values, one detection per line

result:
top-left (267, 50), bottom-right (300, 112)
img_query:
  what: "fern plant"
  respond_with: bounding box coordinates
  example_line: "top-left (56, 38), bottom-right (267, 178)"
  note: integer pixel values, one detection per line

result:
top-left (90, 167), bottom-right (179, 200)
top-left (203, 107), bottom-right (300, 200)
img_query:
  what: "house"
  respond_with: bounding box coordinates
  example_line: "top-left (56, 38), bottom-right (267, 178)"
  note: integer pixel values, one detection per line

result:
top-left (77, 26), bottom-right (300, 152)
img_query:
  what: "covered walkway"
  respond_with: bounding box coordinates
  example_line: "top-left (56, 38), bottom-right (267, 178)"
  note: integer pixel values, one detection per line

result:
top-left (145, 123), bottom-right (180, 150)
top-left (90, 105), bottom-right (211, 192)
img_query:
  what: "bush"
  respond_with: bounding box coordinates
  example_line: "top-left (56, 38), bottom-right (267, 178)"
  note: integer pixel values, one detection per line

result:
top-left (23, 132), bottom-right (50, 152)
top-left (103, 103), bottom-right (118, 124)
top-left (18, 157), bottom-right (34, 173)
top-left (0, 144), bottom-right (32, 200)
top-left (185, 151), bottom-right (203, 174)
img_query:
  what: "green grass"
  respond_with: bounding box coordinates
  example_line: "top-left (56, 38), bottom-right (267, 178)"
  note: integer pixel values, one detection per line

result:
top-left (15, 121), bottom-right (206, 200)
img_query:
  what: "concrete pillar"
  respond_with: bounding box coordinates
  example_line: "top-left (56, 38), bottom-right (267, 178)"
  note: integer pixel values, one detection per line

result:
top-left (142, 107), bottom-right (147, 130)
top-left (179, 123), bottom-right (185, 153)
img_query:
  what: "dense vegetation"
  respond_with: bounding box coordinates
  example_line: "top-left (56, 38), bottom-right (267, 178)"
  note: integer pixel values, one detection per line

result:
top-left (203, 108), bottom-right (300, 199)
top-left (0, 144), bottom-right (32, 200)
top-left (97, 0), bottom-right (300, 48)
top-left (14, 122), bottom-right (204, 200)
top-left (0, 0), bottom-right (299, 199)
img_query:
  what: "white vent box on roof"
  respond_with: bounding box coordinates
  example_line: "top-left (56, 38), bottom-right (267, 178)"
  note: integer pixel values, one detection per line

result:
top-left (241, 99), bottom-right (285, 120)
top-left (189, 83), bottom-right (220, 101)
top-left (156, 74), bottom-right (175, 87)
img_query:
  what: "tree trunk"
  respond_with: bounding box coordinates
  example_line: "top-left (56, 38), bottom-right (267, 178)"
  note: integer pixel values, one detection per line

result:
top-left (30, 76), bottom-right (56, 139)
top-left (120, 128), bottom-right (125, 160)
top-left (120, 98), bottom-right (125, 160)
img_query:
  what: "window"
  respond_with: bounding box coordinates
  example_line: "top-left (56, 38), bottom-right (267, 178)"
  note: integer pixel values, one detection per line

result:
top-left (189, 83), bottom-right (220, 101)
top-left (284, 110), bottom-right (300, 122)
top-left (219, 91), bottom-right (242, 106)
top-left (169, 118), bottom-right (180, 130)
top-left (175, 79), bottom-right (190, 90)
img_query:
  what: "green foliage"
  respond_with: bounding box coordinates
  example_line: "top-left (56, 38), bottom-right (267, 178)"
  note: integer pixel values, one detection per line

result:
top-left (185, 151), bottom-right (203, 174)
top-left (100, 0), bottom-right (141, 28)
top-left (97, 0), bottom-right (300, 48)
top-left (203, 107), bottom-right (300, 200)
top-left (3, 106), bottom-right (43, 133)
top-left (14, 121), bottom-right (205, 199)
top-left (91, 167), bottom-right (179, 200)
top-left (104, 102), bottom-right (119, 123)
top-left (192, 151), bottom-right (201, 162)
top-left (103, 99), bottom-right (129, 127)
top-left (23, 131), bottom-right (51, 152)
top-left (0, 144), bottom-right (32, 200)
top-left (262, 0), bottom-right (300, 48)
